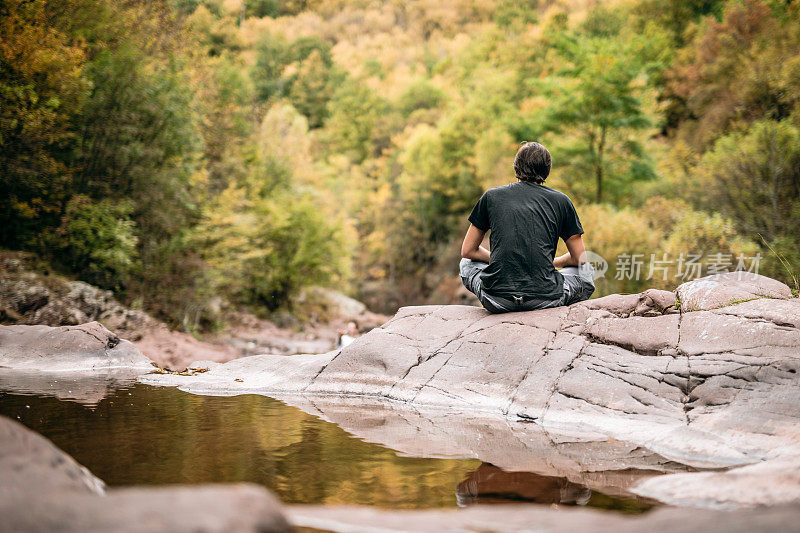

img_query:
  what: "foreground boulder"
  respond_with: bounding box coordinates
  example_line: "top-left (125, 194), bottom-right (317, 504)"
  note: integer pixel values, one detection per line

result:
top-left (0, 412), bottom-right (105, 498)
top-left (0, 415), bottom-right (291, 532)
top-left (287, 503), bottom-right (800, 533)
top-left (4, 484), bottom-right (291, 533)
top-left (142, 273), bottom-right (800, 508)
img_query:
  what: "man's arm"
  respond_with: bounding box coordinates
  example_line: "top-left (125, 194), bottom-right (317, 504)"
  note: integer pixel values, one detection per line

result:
top-left (461, 224), bottom-right (490, 263)
top-left (554, 234), bottom-right (586, 268)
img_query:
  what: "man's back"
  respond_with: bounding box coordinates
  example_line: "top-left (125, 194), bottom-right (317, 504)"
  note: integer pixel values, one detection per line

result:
top-left (468, 181), bottom-right (583, 300)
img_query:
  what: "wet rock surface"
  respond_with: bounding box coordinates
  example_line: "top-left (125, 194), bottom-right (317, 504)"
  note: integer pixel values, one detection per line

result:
top-left (142, 273), bottom-right (800, 509)
top-left (0, 320), bottom-right (162, 404)
top-left (0, 415), bottom-right (291, 532)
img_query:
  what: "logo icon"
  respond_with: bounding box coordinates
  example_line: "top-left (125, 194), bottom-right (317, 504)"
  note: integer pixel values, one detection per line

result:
top-left (584, 250), bottom-right (607, 280)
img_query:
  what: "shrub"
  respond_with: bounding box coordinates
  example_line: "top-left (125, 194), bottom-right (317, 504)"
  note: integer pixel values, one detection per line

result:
top-left (54, 195), bottom-right (138, 290)
top-left (197, 185), bottom-right (348, 312)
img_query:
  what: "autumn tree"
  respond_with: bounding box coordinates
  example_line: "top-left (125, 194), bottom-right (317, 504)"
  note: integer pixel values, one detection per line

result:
top-left (632, 0), bottom-right (724, 45)
top-left (661, 0), bottom-right (800, 149)
top-left (0, 0), bottom-right (88, 248)
top-left (542, 34), bottom-right (652, 204)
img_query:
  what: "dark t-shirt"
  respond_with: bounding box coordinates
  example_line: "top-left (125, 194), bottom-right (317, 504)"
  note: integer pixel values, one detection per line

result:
top-left (468, 181), bottom-right (583, 300)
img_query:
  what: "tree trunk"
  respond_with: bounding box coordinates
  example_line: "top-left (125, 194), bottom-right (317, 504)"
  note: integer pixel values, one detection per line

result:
top-left (596, 127), bottom-right (606, 203)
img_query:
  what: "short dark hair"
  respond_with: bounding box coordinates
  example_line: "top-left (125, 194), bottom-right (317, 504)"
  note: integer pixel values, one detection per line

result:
top-left (514, 142), bottom-right (551, 183)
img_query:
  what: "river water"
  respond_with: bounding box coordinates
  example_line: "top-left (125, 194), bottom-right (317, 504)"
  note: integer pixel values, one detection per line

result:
top-left (0, 383), bottom-right (654, 513)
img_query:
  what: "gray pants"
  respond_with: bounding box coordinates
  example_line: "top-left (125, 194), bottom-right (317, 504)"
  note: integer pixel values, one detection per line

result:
top-left (460, 258), bottom-right (595, 314)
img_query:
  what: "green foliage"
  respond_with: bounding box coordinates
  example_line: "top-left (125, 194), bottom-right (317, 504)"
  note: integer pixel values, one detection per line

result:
top-left (128, 232), bottom-right (215, 331)
top-left (244, 0), bottom-right (314, 18)
top-left (633, 0), bottom-right (724, 44)
top-left (542, 33), bottom-right (653, 203)
top-left (244, 0), bottom-right (280, 18)
top-left (699, 119), bottom-right (800, 240)
top-left (695, 119), bottom-right (800, 285)
top-left (493, 0), bottom-right (539, 29)
top-left (72, 43), bottom-right (201, 243)
top-left (288, 50), bottom-right (343, 128)
top-left (759, 235), bottom-right (800, 291)
top-left (54, 195), bottom-right (138, 289)
top-left (397, 81), bottom-right (445, 116)
top-left (579, 4), bottom-right (625, 37)
top-left (252, 32), bottom-right (291, 100)
top-left (288, 35), bottom-right (333, 66)
top-left (252, 32), bottom-right (341, 127)
top-left (325, 78), bottom-right (391, 162)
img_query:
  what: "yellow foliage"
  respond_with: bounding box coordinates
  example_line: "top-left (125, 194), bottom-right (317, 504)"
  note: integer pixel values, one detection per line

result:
top-left (474, 127), bottom-right (514, 190)
top-left (258, 102), bottom-right (315, 184)
top-left (575, 203), bottom-right (662, 266)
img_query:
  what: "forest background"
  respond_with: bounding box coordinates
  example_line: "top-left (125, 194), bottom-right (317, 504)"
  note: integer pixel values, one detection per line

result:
top-left (2, 0), bottom-right (799, 331)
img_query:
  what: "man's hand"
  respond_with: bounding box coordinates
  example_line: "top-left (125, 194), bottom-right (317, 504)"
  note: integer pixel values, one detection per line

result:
top-left (554, 234), bottom-right (586, 268)
top-left (461, 224), bottom-right (490, 263)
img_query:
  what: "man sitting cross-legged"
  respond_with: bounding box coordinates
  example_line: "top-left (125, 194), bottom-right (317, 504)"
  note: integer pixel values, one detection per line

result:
top-left (460, 141), bottom-right (595, 314)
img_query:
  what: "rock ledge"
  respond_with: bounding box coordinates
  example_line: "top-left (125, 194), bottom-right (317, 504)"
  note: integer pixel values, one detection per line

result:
top-left (142, 273), bottom-right (800, 509)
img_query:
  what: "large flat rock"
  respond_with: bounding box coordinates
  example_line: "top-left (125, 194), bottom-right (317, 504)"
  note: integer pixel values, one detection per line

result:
top-left (141, 273), bottom-right (800, 509)
top-left (0, 321), bottom-right (154, 372)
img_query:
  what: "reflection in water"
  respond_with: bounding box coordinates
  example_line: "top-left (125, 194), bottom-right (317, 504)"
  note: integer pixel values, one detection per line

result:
top-left (456, 464), bottom-right (655, 513)
top-left (0, 368), bottom-right (144, 406)
top-left (457, 464), bottom-right (590, 506)
top-left (0, 383), bottom-right (655, 512)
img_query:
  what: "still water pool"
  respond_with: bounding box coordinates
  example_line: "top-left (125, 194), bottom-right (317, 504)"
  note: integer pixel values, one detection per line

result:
top-left (0, 383), bottom-right (654, 513)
